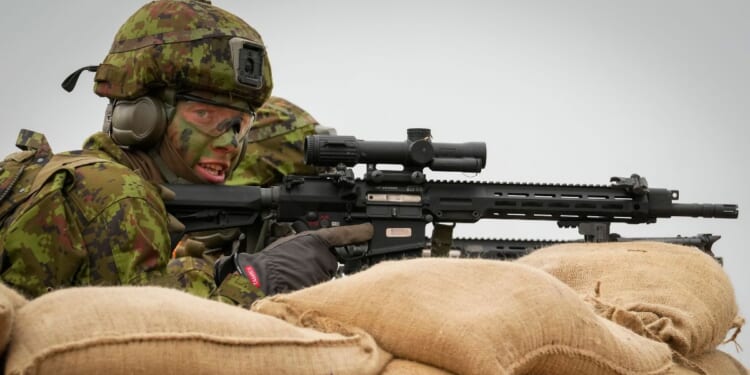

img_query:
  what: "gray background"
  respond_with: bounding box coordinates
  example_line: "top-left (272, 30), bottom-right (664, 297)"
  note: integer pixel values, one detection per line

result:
top-left (1, 0), bottom-right (747, 366)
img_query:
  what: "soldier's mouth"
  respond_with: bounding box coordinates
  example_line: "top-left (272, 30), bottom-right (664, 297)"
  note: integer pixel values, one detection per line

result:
top-left (200, 163), bottom-right (225, 175)
top-left (195, 162), bottom-right (228, 184)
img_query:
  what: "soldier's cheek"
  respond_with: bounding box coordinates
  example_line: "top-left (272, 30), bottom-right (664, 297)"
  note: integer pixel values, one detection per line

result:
top-left (175, 128), bottom-right (214, 165)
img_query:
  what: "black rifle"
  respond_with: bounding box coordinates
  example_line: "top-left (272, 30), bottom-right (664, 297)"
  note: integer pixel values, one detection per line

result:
top-left (165, 128), bottom-right (738, 272)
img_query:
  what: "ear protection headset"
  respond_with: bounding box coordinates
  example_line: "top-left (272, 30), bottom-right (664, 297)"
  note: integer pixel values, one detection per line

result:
top-left (102, 95), bottom-right (175, 149)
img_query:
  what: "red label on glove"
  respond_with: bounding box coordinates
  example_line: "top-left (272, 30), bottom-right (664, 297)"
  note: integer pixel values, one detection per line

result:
top-left (243, 265), bottom-right (261, 288)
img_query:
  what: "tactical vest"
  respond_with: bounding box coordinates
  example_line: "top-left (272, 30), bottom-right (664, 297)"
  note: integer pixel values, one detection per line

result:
top-left (0, 129), bottom-right (106, 227)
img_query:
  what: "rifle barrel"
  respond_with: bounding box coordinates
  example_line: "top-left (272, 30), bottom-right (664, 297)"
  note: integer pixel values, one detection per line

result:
top-left (668, 203), bottom-right (738, 219)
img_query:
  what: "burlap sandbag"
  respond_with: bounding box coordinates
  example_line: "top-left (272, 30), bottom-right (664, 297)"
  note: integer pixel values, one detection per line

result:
top-left (0, 282), bottom-right (25, 355)
top-left (0, 282), bottom-right (29, 310)
top-left (516, 241), bottom-right (740, 357)
top-left (5, 286), bottom-right (390, 375)
top-left (667, 350), bottom-right (748, 375)
top-left (252, 258), bottom-right (673, 375)
top-left (380, 359), bottom-right (454, 375)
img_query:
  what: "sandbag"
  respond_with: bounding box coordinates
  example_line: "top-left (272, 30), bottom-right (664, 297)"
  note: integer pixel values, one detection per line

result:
top-left (0, 282), bottom-right (28, 310)
top-left (5, 286), bottom-right (390, 375)
top-left (667, 350), bottom-right (748, 375)
top-left (0, 282), bottom-right (24, 355)
top-left (380, 359), bottom-right (454, 375)
top-left (516, 241), bottom-right (740, 357)
top-left (253, 258), bottom-right (673, 375)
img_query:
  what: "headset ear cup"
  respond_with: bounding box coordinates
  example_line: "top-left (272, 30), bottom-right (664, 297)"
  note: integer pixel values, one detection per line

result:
top-left (109, 96), bottom-right (167, 148)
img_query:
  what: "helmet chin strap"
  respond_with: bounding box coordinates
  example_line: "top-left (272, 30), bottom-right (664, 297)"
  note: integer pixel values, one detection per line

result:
top-left (149, 150), bottom-right (188, 184)
top-left (146, 88), bottom-right (198, 184)
top-left (151, 139), bottom-right (204, 185)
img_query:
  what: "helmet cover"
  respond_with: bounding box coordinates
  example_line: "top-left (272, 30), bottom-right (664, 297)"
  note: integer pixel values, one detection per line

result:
top-left (94, 0), bottom-right (272, 110)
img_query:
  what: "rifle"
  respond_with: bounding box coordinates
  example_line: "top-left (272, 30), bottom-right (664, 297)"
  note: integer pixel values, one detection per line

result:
top-left (165, 128), bottom-right (738, 272)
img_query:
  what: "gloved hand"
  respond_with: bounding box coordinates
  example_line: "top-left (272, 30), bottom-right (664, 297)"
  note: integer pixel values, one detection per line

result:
top-left (214, 223), bottom-right (373, 296)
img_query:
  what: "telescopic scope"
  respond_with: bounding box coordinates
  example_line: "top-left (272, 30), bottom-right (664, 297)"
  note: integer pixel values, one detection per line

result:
top-left (304, 128), bottom-right (487, 173)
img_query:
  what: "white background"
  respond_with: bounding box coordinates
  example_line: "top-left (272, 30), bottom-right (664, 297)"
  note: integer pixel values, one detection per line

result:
top-left (1, 0), bottom-right (747, 365)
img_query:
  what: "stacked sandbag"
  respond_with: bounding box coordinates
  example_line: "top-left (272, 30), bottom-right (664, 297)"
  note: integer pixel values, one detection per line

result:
top-left (667, 350), bottom-right (748, 375)
top-left (516, 241), bottom-right (745, 371)
top-left (253, 258), bottom-right (674, 375)
top-left (5, 286), bottom-right (390, 375)
top-left (0, 282), bottom-right (28, 355)
top-left (0, 282), bottom-right (29, 310)
top-left (380, 359), bottom-right (454, 375)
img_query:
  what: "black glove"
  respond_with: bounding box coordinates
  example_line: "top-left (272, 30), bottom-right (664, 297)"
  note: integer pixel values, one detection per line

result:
top-left (214, 223), bottom-right (373, 295)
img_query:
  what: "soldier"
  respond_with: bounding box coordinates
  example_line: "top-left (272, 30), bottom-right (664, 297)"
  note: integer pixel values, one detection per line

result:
top-left (0, 0), bottom-right (370, 307)
top-left (228, 96), bottom-right (332, 187)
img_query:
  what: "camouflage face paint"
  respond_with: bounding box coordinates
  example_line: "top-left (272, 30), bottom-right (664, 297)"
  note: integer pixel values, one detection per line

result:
top-left (178, 100), bottom-right (253, 138)
top-left (165, 101), bottom-right (251, 184)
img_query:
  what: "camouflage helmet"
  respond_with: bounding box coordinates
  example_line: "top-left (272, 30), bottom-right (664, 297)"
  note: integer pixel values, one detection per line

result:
top-left (93, 0), bottom-right (272, 110)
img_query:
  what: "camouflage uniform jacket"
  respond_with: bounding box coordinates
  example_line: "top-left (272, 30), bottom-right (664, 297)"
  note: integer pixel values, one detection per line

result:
top-left (0, 130), bottom-right (261, 306)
